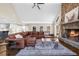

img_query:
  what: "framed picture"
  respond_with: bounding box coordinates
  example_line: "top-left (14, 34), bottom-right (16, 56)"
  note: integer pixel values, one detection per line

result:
top-left (65, 6), bottom-right (78, 23)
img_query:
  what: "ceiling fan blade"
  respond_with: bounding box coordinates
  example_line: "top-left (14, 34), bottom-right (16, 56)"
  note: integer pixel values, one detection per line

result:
top-left (32, 3), bottom-right (43, 10)
top-left (37, 3), bottom-right (45, 4)
top-left (32, 3), bottom-right (36, 8)
top-left (37, 5), bottom-right (40, 10)
top-left (32, 5), bottom-right (35, 8)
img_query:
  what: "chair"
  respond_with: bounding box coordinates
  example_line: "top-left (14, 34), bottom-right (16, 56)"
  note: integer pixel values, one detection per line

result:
top-left (16, 39), bottom-right (25, 48)
top-left (26, 37), bottom-right (36, 47)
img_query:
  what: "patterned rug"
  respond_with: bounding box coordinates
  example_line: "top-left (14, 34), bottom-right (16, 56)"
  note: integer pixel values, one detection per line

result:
top-left (16, 41), bottom-right (76, 56)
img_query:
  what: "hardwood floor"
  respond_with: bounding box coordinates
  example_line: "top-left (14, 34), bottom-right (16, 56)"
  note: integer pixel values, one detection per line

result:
top-left (59, 40), bottom-right (79, 56)
top-left (7, 48), bottom-right (21, 56)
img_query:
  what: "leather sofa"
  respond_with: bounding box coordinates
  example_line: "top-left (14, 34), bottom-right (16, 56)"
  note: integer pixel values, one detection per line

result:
top-left (7, 31), bottom-right (44, 48)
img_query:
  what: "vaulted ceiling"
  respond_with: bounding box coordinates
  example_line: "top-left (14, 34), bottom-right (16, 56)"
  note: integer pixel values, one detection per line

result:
top-left (0, 3), bottom-right (61, 24)
top-left (13, 3), bottom-right (61, 23)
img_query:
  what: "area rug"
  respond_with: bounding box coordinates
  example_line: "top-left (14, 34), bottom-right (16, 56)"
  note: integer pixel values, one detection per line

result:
top-left (16, 41), bottom-right (76, 56)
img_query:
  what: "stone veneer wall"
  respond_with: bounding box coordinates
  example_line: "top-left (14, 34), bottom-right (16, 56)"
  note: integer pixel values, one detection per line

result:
top-left (61, 3), bottom-right (79, 35)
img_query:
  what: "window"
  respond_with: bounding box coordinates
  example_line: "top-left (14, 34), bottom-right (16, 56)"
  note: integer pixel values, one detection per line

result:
top-left (33, 26), bottom-right (36, 32)
top-left (0, 24), bottom-right (10, 31)
top-left (47, 26), bottom-right (50, 32)
top-left (40, 26), bottom-right (43, 32)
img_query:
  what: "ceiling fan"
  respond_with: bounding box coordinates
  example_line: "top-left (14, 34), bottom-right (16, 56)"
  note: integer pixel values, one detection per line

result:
top-left (32, 3), bottom-right (45, 10)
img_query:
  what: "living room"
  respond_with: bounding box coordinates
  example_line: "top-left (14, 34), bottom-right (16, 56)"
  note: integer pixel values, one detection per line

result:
top-left (0, 3), bottom-right (78, 56)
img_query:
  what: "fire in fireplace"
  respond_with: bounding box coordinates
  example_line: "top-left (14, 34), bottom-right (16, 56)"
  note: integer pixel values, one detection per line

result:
top-left (66, 29), bottom-right (79, 41)
top-left (70, 30), bottom-right (78, 37)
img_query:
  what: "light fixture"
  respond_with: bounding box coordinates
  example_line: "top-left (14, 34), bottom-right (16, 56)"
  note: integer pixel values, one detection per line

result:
top-left (32, 3), bottom-right (44, 10)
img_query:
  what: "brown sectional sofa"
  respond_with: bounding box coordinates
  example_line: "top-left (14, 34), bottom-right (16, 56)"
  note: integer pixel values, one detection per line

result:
top-left (6, 31), bottom-right (44, 48)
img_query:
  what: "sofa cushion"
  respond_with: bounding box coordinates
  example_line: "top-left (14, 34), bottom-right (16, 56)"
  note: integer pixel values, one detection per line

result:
top-left (22, 32), bottom-right (29, 38)
top-left (8, 35), bottom-right (16, 39)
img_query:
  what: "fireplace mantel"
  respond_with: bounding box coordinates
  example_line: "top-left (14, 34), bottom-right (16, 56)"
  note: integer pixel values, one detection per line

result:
top-left (63, 20), bottom-right (79, 29)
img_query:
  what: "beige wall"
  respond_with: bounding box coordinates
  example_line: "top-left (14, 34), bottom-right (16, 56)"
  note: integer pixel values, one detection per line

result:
top-left (0, 3), bottom-right (20, 23)
top-left (9, 23), bottom-right (54, 34)
top-left (25, 23), bottom-right (54, 34)
top-left (55, 16), bottom-right (61, 37)
top-left (54, 10), bottom-right (61, 37)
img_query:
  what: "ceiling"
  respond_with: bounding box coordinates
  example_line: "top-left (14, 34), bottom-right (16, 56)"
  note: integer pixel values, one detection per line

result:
top-left (13, 3), bottom-right (61, 24)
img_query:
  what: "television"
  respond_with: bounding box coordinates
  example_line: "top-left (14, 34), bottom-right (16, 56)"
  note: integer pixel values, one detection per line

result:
top-left (0, 31), bottom-right (9, 41)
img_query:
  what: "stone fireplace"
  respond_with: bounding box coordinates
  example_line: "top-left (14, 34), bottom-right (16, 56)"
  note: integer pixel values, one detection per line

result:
top-left (66, 29), bottom-right (79, 37)
top-left (63, 21), bottom-right (79, 41)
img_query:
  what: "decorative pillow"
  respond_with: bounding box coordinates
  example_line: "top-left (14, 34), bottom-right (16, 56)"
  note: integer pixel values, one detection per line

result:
top-left (8, 35), bottom-right (16, 39)
top-left (15, 34), bottom-right (23, 39)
